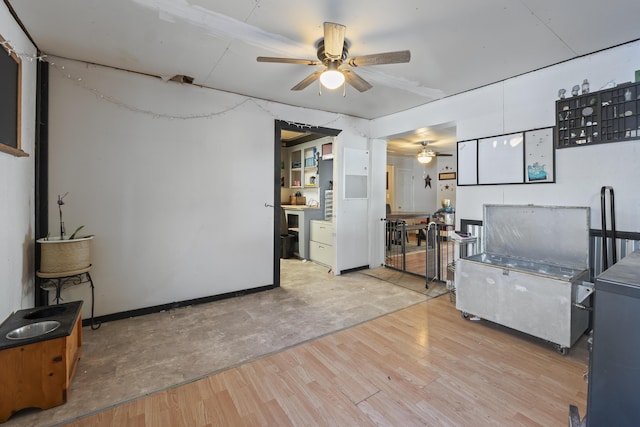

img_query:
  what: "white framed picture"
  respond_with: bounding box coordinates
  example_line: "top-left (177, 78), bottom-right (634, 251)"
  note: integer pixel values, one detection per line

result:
top-left (524, 127), bottom-right (555, 183)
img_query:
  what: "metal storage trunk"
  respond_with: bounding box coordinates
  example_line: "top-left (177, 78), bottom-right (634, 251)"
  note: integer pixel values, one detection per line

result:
top-left (455, 205), bottom-right (591, 352)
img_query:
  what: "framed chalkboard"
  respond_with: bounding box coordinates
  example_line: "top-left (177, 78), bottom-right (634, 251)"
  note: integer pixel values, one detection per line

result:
top-left (0, 35), bottom-right (26, 157)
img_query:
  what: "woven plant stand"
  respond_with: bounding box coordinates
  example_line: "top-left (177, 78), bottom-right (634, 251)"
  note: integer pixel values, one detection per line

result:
top-left (37, 236), bottom-right (93, 273)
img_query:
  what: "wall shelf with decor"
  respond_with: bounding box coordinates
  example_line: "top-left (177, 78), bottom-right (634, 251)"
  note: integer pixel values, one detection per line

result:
top-left (600, 83), bottom-right (640, 142)
top-left (556, 81), bottom-right (640, 149)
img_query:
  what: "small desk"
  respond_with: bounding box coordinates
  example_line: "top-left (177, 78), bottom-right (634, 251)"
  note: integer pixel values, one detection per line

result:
top-left (282, 205), bottom-right (324, 260)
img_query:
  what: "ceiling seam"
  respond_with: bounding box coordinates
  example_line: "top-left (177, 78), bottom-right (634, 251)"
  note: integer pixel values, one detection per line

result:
top-left (519, 0), bottom-right (577, 55)
top-left (3, 0), bottom-right (38, 49)
top-left (202, 1), bottom-right (264, 84)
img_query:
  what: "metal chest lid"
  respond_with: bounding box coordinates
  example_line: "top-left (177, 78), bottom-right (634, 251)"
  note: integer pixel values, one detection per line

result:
top-left (483, 204), bottom-right (590, 270)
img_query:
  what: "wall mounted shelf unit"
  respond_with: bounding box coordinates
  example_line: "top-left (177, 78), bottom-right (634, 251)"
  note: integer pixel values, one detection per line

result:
top-left (556, 81), bottom-right (640, 149)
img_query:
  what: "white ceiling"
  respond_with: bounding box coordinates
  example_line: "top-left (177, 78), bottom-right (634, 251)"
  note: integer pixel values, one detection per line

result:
top-left (6, 0), bottom-right (640, 155)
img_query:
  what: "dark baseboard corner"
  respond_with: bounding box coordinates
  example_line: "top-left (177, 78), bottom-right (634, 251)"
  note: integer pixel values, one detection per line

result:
top-left (81, 284), bottom-right (276, 327)
top-left (340, 265), bottom-right (369, 275)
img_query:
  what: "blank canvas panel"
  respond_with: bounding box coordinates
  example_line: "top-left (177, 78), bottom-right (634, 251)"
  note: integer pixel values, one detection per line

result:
top-left (457, 140), bottom-right (478, 185)
top-left (477, 132), bottom-right (524, 184)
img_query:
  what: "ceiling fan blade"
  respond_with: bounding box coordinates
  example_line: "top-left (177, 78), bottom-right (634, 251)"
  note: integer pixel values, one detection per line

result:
top-left (257, 56), bottom-right (321, 66)
top-left (291, 70), bottom-right (324, 91)
top-left (348, 50), bottom-right (411, 67)
top-left (323, 22), bottom-right (346, 60)
top-left (435, 153), bottom-right (453, 157)
top-left (343, 69), bottom-right (373, 92)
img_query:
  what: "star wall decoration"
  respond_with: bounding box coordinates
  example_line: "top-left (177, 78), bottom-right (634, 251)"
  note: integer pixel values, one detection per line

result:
top-left (424, 175), bottom-right (432, 188)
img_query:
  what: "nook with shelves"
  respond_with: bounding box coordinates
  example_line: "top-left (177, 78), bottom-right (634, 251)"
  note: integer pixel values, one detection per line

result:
top-left (282, 136), bottom-right (333, 210)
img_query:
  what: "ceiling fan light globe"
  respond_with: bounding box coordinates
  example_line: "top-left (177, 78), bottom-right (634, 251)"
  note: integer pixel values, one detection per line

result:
top-left (417, 152), bottom-right (433, 164)
top-left (320, 70), bottom-right (345, 89)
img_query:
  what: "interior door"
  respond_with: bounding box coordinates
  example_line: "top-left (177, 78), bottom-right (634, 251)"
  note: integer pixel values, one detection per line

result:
top-left (395, 168), bottom-right (414, 211)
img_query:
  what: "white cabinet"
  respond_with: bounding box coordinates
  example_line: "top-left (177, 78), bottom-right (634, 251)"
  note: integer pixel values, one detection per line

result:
top-left (310, 220), bottom-right (335, 268)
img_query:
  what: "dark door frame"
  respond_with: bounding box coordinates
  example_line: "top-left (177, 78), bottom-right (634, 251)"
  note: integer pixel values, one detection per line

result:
top-left (273, 120), bottom-right (341, 287)
top-left (35, 60), bottom-right (49, 306)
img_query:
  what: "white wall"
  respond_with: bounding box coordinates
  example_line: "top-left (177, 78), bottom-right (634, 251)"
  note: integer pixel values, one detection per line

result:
top-left (436, 155), bottom-right (457, 209)
top-left (372, 41), bottom-right (640, 232)
top-left (46, 57), bottom-right (370, 317)
top-left (0, 4), bottom-right (37, 322)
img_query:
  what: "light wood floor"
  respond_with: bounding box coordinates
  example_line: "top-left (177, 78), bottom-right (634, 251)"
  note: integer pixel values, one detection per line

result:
top-left (66, 296), bottom-right (588, 426)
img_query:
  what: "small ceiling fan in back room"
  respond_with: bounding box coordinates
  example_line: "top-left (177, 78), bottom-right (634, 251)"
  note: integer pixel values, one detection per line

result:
top-left (416, 141), bottom-right (452, 164)
top-left (257, 22), bottom-right (410, 93)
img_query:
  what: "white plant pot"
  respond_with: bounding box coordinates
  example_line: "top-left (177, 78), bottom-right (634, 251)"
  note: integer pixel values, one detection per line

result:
top-left (37, 236), bottom-right (94, 274)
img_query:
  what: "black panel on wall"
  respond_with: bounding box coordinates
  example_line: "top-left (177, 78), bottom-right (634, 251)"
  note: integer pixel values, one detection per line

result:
top-left (0, 38), bottom-right (19, 150)
top-left (35, 60), bottom-right (49, 307)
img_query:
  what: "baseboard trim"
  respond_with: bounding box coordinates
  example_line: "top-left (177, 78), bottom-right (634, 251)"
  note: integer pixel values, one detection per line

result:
top-left (81, 284), bottom-right (277, 327)
top-left (340, 265), bottom-right (369, 275)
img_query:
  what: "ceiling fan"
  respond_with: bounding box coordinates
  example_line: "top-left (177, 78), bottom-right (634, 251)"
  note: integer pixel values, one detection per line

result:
top-left (416, 141), bottom-right (452, 164)
top-left (257, 22), bottom-right (410, 93)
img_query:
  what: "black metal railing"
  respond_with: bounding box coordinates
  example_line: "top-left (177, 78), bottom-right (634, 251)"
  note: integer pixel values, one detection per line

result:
top-left (383, 219), bottom-right (460, 287)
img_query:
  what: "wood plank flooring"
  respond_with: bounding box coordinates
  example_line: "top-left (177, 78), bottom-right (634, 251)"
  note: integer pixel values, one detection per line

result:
top-left (66, 296), bottom-right (588, 426)
top-left (386, 237), bottom-right (455, 279)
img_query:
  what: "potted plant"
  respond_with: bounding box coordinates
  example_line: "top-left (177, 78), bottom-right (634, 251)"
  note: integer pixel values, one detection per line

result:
top-left (37, 193), bottom-right (94, 275)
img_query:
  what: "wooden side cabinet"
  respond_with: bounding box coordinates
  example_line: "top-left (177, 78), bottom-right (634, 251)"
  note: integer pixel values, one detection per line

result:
top-left (0, 302), bottom-right (82, 423)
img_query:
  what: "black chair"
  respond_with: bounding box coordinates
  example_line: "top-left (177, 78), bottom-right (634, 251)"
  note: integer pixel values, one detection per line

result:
top-left (280, 208), bottom-right (295, 258)
top-left (385, 205), bottom-right (408, 249)
top-left (416, 225), bottom-right (434, 247)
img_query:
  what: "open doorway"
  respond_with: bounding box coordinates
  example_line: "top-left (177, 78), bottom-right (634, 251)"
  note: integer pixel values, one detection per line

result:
top-left (385, 122), bottom-right (457, 214)
top-left (272, 120), bottom-right (341, 287)
top-left (382, 123), bottom-right (457, 279)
